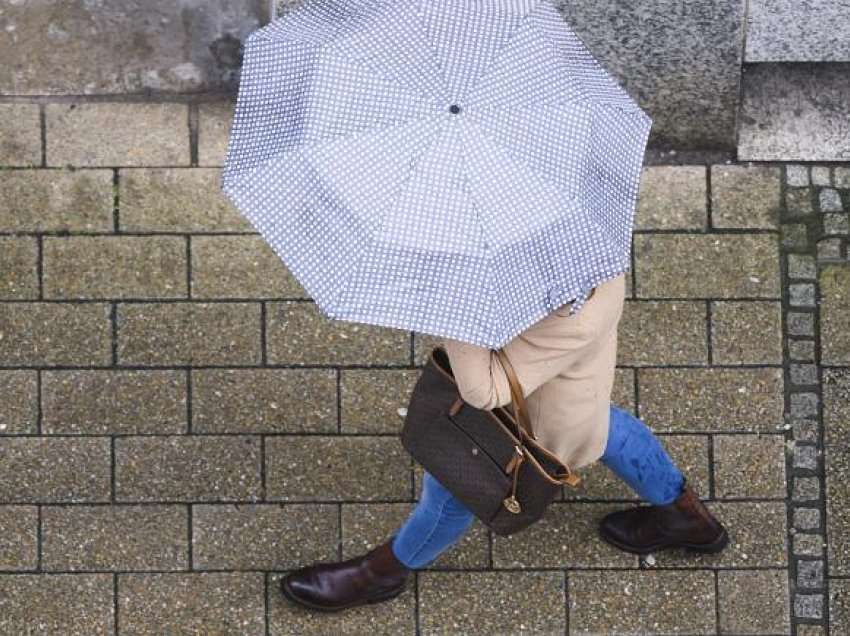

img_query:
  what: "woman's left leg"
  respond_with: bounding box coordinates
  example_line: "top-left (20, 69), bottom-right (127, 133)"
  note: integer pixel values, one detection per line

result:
top-left (600, 403), bottom-right (685, 505)
top-left (596, 403), bottom-right (728, 554)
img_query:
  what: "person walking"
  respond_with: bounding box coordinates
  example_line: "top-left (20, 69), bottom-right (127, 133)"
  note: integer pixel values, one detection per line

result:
top-left (279, 271), bottom-right (729, 612)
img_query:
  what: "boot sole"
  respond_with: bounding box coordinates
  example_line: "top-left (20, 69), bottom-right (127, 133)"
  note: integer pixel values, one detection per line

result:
top-left (598, 526), bottom-right (730, 556)
top-left (279, 574), bottom-right (407, 613)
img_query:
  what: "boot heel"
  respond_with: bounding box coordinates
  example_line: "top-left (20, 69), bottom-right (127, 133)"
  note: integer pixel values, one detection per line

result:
top-left (684, 528), bottom-right (729, 554)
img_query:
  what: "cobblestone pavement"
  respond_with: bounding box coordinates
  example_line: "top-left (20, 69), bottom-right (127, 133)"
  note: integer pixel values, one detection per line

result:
top-left (0, 98), bottom-right (848, 635)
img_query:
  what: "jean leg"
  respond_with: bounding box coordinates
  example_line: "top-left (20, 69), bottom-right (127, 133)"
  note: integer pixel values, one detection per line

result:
top-left (600, 403), bottom-right (685, 505)
top-left (391, 471), bottom-right (476, 569)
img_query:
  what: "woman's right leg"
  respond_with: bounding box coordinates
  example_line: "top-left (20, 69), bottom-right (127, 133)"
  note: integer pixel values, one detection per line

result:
top-left (391, 470), bottom-right (476, 569)
top-left (600, 403), bottom-right (686, 505)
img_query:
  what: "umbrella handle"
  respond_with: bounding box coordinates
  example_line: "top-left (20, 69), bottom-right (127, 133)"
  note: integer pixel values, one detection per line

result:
top-left (493, 348), bottom-right (534, 440)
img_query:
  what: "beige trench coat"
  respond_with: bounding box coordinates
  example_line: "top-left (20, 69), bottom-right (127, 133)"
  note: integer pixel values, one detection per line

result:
top-left (439, 271), bottom-right (626, 473)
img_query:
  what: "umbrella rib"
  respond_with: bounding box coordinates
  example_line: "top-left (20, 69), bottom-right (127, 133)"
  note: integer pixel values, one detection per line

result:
top-left (461, 0), bottom-right (545, 104)
top-left (329, 119), bottom-right (451, 316)
top-left (455, 123), bottom-right (502, 346)
top-left (527, 11), bottom-right (644, 119)
top-left (464, 115), bottom-right (629, 262)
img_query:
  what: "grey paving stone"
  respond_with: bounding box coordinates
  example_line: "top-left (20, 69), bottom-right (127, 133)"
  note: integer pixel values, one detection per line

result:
top-left (746, 0), bottom-right (850, 62)
top-left (638, 367), bottom-right (784, 432)
top-left (782, 223), bottom-right (810, 249)
top-left (119, 167), bottom-right (252, 232)
top-left (789, 282), bottom-right (816, 307)
top-left (41, 505), bottom-right (187, 571)
top-left (340, 369), bottom-right (421, 434)
top-left (790, 392), bottom-right (819, 418)
top-left (198, 100), bottom-right (235, 166)
top-left (341, 502), bottom-right (490, 569)
top-left (634, 233), bottom-right (780, 298)
top-left (797, 559), bottom-right (824, 589)
top-left (558, 0), bottom-right (746, 149)
top-left (713, 434), bottom-right (786, 499)
top-left (787, 311), bottom-right (815, 337)
top-left (43, 235), bottom-right (187, 299)
top-left (0, 168), bottom-right (114, 231)
top-left (193, 503), bottom-right (338, 570)
top-left (0, 1), bottom-right (264, 94)
top-left (191, 235), bottom-right (306, 299)
top-left (652, 501), bottom-right (787, 567)
top-left (0, 438), bottom-right (111, 503)
top-left (817, 237), bottom-right (843, 260)
top-left (634, 166), bottom-right (707, 229)
top-left (0, 370), bottom-right (38, 435)
top-left (795, 593), bottom-right (824, 619)
top-left (790, 363), bottom-right (819, 386)
top-left (786, 165), bottom-right (810, 187)
top-left (812, 166), bottom-right (832, 187)
top-left (820, 188), bottom-right (844, 212)
top-left (739, 64), bottom-right (850, 161)
top-left (420, 570), bottom-right (565, 635)
top-left (491, 502), bottom-right (637, 568)
top-left (831, 579), bottom-right (850, 635)
top-left (563, 434), bottom-right (710, 501)
top-left (788, 339), bottom-right (816, 362)
top-left (192, 368), bottom-right (337, 434)
top-left (116, 302), bottom-right (262, 366)
top-left (794, 443), bottom-right (820, 471)
top-left (793, 533), bottom-right (824, 557)
top-left (0, 236), bottom-right (38, 299)
top-left (797, 625), bottom-right (827, 636)
top-left (569, 570), bottom-right (715, 635)
top-left (266, 436), bottom-right (411, 501)
top-left (711, 164), bottom-right (782, 228)
top-left (794, 508), bottom-right (821, 531)
top-left (835, 167), bottom-right (850, 188)
top-left (119, 572), bottom-right (264, 635)
top-left (711, 300), bottom-right (783, 364)
top-left (820, 265), bottom-right (850, 365)
top-left (717, 569), bottom-right (790, 634)
top-left (47, 103), bottom-right (189, 166)
top-left (792, 417), bottom-right (819, 443)
top-left (41, 369), bottom-right (187, 435)
top-left (824, 212), bottom-right (850, 235)
top-left (115, 436), bottom-right (262, 503)
top-left (786, 187), bottom-right (815, 218)
top-left (266, 301), bottom-right (410, 365)
top-left (0, 506), bottom-right (38, 570)
top-left (824, 368), bottom-right (850, 574)
top-left (0, 574), bottom-right (113, 636)
top-left (268, 571), bottom-right (416, 635)
top-left (0, 104), bottom-right (41, 165)
top-left (793, 476), bottom-right (820, 502)
top-left (0, 302), bottom-right (112, 366)
top-left (617, 300), bottom-right (707, 365)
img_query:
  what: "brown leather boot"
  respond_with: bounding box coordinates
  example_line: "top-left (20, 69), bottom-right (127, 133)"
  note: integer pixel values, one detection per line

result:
top-left (598, 479), bottom-right (729, 555)
top-left (280, 538), bottom-right (411, 612)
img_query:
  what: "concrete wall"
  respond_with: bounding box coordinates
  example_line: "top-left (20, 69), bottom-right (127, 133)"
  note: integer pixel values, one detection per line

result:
top-left (1, 0), bottom-right (847, 158)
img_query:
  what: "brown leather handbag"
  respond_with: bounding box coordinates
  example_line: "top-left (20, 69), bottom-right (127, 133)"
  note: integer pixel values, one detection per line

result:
top-left (400, 344), bottom-right (582, 536)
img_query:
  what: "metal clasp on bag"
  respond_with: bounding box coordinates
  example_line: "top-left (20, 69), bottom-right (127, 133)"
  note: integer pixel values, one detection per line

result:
top-left (503, 445), bottom-right (525, 514)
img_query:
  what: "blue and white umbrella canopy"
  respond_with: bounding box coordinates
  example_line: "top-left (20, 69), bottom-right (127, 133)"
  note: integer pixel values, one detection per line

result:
top-left (221, 0), bottom-right (652, 349)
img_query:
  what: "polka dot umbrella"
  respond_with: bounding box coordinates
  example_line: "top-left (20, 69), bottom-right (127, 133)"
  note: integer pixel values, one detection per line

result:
top-left (221, 0), bottom-right (653, 349)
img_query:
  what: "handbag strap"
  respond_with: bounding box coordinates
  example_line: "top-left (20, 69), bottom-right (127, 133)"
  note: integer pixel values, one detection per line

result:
top-left (493, 348), bottom-right (534, 440)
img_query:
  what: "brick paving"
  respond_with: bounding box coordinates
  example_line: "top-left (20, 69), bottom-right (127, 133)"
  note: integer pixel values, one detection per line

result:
top-left (0, 98), bottom-right (848, 635)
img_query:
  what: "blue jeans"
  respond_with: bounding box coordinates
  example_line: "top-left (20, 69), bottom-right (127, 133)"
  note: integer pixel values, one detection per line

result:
top-left (391, 403), bottom-right (685, 569)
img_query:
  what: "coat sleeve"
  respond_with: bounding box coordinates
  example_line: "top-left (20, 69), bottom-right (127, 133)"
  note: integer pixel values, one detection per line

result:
top-left (440, 325), bottom-right (576, 410)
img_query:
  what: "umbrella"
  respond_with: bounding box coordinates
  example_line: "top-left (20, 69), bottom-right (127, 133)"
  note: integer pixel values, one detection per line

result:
top-left (221, 0), bottom-right (653, 349)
